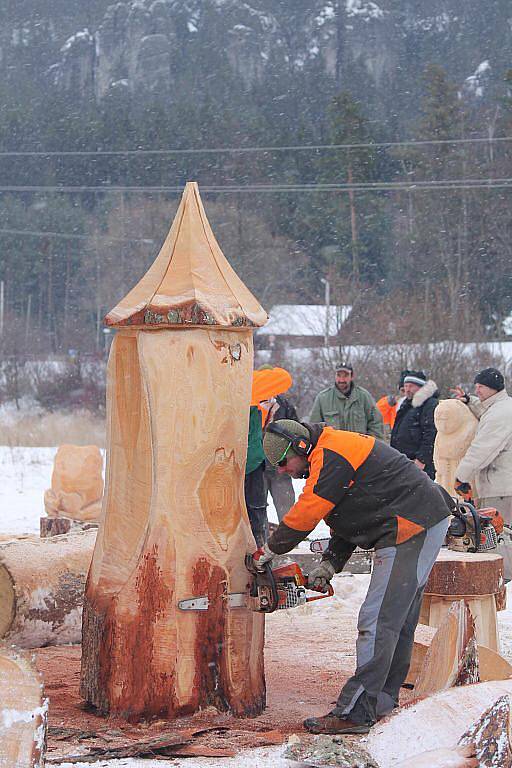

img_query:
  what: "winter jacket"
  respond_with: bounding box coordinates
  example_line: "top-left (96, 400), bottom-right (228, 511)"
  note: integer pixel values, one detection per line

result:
top-left (456, 389), bottom-right (512, 498)
top-left (267, 424), bottom-right (453, 568)
top-left (309, 384), bottom-right (384, 439)
top-left (377, 395), bottom-right (398, 428)
top-left (246, 406), bottom-right (266, 475)
top-left (390, 380), bottom-right (439, 479)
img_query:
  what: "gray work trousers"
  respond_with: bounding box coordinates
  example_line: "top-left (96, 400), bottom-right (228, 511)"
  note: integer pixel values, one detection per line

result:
top-left (333, 516), bottom-right (450, 725)
top-left (264, 466), bottom-right (296, 522)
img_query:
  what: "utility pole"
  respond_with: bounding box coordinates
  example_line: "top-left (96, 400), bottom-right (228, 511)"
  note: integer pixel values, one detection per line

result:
top-left (321, 277), bottom-right (331, 351)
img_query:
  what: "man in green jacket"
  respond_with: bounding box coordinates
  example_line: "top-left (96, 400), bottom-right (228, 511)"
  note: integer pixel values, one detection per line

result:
top-left (310, 362), bottom-right (383, 439)
top-left (245, 405), bottom-right (268, 546)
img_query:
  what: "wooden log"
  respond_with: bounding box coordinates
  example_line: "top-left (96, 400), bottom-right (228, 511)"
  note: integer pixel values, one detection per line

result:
top-left (407, 623), bottom-right (512, 687)
top-left (80, 182), bottom-right (268, 720)
top-left (421, 550), bottom-right (505, 651)
top-left (367, 680), bottom-right (512, 767)
top-left (414, 601), bottom-right (478, 698)
top-left (459, 694), bottom-right (512, 767)
top-left (0, 531), bottom-right (96, 648)
top-left (40, 517), bottom-right (98, 538)
top-left (396, 744), bottom-right (478, 768)
top-left (0, 646), bottom-right (47, 768)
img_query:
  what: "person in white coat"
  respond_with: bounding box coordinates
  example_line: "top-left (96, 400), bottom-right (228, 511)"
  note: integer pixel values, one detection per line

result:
top-left (452, 367), bottom-right (512, 523)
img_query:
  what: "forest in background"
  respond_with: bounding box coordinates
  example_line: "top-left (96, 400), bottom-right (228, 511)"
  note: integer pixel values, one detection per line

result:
top-left (1, 0), bottom-right (512, 358)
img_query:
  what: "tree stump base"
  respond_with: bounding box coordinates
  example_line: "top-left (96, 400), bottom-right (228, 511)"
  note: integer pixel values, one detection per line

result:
top-left (420, 550), bottom-right (505, 651)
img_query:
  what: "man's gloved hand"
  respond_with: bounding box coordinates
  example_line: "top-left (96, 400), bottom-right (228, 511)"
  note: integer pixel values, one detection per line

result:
top-left (455, 479), bottom-right (472, 500)
top-left (308, 560), bottom-right (336, 593)
top-left (251, 542), bottom-right (274, 572)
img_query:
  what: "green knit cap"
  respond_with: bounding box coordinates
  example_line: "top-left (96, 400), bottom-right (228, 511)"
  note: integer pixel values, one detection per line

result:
top-left (263, 419), bottom-right (310, 466)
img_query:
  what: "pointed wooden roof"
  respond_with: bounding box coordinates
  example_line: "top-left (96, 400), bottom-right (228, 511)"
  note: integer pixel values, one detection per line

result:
top-left (105, 182), bottom-right (268, 329)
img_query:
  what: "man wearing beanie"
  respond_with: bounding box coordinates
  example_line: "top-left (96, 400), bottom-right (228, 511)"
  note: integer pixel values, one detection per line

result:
top-left (390, 371), bottom-right (439, 479)
top-left (452, 367), bottom-right (512, 523)
top-left (253, 418), bottom-right (452, 735)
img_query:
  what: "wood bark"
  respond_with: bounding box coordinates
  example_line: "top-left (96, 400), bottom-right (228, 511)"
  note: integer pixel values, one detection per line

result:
top-left (81, 182), bottom-right (267, 720)
top-left (424, 550), bottom-right (504, 597)
top-left (0, 531), bottom-right (95, 648)
top-left (0, 646), bottom-right (47, 768)
top-left (459, 694), bottom-right (512, 767)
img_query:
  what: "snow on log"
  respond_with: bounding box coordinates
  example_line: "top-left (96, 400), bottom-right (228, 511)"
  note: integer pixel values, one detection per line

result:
top-left (459, 694), bottom-right (512, 767)
top-left (0, 530), bottom-right (96, 647)
top-left (414, 600), bottom-right (478, 698)
top-left (367, 680), bottom-right (512, 767)
top-left (80, 182), bottom-right (268, 720)
top-left (0, 646), bottom-right (47, 767)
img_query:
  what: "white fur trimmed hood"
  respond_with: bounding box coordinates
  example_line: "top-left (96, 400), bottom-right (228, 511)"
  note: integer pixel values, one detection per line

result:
top-left (412, 379), bottom-right (438, 408)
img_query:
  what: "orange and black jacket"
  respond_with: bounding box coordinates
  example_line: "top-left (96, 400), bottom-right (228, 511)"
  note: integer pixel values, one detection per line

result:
top-left (267, 423), bottom-right (453, 571)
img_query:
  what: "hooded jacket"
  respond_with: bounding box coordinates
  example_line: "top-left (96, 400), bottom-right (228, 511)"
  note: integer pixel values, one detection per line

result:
top-left (390, 380), bottom-right (439, 479)
top-left (456, 389), bottom-right (512, 498)
top-left (267, 424), bottom-right (453, 570)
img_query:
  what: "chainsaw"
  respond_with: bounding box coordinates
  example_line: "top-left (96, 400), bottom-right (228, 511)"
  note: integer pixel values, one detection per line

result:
top-left (446, 500), bottom-right (504, 553)
top-left (177, 557), bottom-right (333, 614)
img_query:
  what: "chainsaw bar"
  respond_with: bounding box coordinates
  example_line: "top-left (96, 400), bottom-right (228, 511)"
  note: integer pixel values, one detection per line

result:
top-left (178, 593), bottom-right (247, 611)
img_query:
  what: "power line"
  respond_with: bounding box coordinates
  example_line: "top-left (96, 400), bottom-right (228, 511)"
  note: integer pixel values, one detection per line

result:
top-left (1, 179), bottom-right (512, 194)
top-left (0, 227), bottom-right (154, 244)
top-left (0, 135), bottom-right (512, 157)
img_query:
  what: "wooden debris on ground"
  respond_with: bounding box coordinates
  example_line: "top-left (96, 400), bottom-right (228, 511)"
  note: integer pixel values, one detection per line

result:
top-left (0, 646), bottom-right (47, 768)
top-left (45, 724), bottom-right (284, 763)
top-left (285, 734), bottom-right (378, 767)
top-left (458, 694), bottom-right (512, 767)
top-left (367, 680), bottom-right (512, 767)
top-left (413, 600), bottom-right (478, 698)
top-left (0, 530), bottom-right (96, 647)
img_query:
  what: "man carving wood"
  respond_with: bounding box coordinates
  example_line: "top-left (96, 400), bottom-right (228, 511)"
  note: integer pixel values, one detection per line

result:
top-left (251, 419), bottom-right (453, 734)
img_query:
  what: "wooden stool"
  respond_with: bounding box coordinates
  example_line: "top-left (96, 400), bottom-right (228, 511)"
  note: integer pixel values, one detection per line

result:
top-left (420, 550), bottom-right (505, 651)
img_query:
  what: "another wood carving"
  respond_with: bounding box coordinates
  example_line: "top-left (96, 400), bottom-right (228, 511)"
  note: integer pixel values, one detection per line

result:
top-left (80, 182), bottom-right (268, 720)
top-left (434, 399), bottom-right (477, 496)
top-left (0, 646), bottom-right (47, 767)
top-left (421, 550), bottom-right (504, 651)
top-left (44, 445), bottom-right (103, 522)
top-left (0, 531), bottom-right (95, 647)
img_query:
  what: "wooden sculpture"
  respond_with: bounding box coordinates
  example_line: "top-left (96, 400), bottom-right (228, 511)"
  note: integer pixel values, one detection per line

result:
top-left (0, 647), bottom-right (47, 768)
top-left (0, 531), bottom-right (95, 647)
top-left (434, 399), bottom-right (477, 496)
top-left (80, 182), bottom-right (268, 720)
top-left (42, 445), bottom-right (103, 536)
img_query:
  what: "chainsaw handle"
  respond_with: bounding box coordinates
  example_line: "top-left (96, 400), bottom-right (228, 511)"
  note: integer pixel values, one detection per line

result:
top-left (305, 584), bottom-right (334, 602)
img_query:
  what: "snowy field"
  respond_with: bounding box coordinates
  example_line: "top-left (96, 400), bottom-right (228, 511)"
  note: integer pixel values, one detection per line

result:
top-left (1, 446), bottom-right (512, 767)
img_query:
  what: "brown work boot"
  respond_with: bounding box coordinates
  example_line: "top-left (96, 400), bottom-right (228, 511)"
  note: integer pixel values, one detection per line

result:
top-left (303, 713), bottom-right (372, 735)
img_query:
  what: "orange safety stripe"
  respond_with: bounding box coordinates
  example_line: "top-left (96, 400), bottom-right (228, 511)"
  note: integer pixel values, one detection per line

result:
top-left (318, 427), bottom-right (375, 472)
top-left (282, 428), bottom-right (375, 532)
top-left (283, 447), bottom-right (335, 531)
top-left (251, 367), bottom-right (293, 406)
top-left (395, 516), bottom-right (425, 545)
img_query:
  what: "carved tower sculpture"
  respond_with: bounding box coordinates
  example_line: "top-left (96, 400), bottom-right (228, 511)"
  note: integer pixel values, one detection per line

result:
top-left (80, 182), bottom-right (268, 719)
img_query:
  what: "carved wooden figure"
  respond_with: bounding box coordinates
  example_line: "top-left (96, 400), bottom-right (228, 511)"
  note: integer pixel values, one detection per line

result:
top-left (80, 182), bottom-right (268, 720)
top-left (434, 399), bottom-right (477, 496)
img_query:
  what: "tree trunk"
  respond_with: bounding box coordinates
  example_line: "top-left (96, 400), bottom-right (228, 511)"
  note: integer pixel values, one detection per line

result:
top-left (81, 329), bottom-right (265, 719)
top-left (0, 647), bottom-right (47, 768)
top-left (0, 531), bottom-right (95, 648)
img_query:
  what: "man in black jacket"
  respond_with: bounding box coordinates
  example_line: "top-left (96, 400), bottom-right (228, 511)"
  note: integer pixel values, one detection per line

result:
top-left (390, 371), bottom-right (439, 479)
